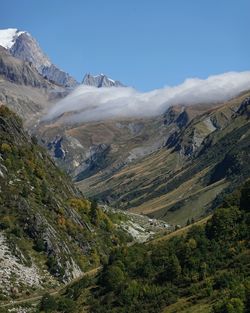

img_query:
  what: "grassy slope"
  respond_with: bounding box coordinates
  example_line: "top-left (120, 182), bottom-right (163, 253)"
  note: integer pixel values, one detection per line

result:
top-left (76, 93), bottom-right (250, 226)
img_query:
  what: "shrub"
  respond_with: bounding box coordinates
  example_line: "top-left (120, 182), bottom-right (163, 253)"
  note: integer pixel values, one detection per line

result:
top-left (34, 238), bottom-right (46, 252)
top-left (101, 264), bottom-right (126, 291)
top-left (226, 298), bottom-right (244, 313)
top-left (57, 297), bottom-right (76, 312)
top-left (1, 143), bottom-right (12, 154)
top-left (40, 293), bottom-right (57, 312)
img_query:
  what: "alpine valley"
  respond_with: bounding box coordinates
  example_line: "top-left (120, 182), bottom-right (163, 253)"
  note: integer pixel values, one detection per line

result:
top-left (0, 28), bottom-right (249, 313)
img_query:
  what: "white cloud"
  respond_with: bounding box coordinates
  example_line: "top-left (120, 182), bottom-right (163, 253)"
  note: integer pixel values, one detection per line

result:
top-left (46, 71), bottom-right (250, 123)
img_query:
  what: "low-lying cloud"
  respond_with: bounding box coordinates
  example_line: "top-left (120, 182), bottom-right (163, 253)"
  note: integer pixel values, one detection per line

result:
top-left (46, 71), bottom-right (250, 123)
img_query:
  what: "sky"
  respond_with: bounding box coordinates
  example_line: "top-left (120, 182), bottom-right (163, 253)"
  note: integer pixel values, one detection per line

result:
top-left (0, 0), bottom-right (249, 91)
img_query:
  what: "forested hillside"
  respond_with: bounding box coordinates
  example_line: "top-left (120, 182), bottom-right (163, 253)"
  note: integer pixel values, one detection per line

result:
top-left (0, 106), bottom-right (131, 300)
top-left (51, 181), bottom-right (250, 313)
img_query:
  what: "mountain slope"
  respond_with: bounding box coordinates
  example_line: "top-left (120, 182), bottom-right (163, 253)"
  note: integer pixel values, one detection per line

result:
top-left (35, 94), bottom-right (216, 186)
top-left (35, 114), bottom-right (171, 181)
top-left (51, 182), bottom-right (250, 313)
top-left (0, 106), bottom-right (131, 300)
top-left (0, 28), bottom-right (78, 88)
top-left (75, 92), bottom-right (250, 225)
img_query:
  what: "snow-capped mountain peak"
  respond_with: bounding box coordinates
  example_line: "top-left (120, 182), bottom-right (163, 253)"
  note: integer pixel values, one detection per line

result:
top-left (82, 73), bottom-right (124, 88)
top-left (0, 28), bottom-right (26, 49)
top-left (0, 28), bottom-right (78, 88)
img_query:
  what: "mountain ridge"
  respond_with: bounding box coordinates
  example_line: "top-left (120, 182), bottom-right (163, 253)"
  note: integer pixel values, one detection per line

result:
top-left (0, 28), bottom-right (78, 88)
top-left (0, 45), bottom-right (69, 124)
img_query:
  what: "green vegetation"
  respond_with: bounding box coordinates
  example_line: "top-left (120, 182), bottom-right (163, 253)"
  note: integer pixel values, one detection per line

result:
top-left (40, 293), bottom-right (58, 312)
top-left (55, 181), bottom-right (250, 313)
top-left (1, 105), bottom-right (249, 312)
top-left (0, 106), bottom-right (131, 295)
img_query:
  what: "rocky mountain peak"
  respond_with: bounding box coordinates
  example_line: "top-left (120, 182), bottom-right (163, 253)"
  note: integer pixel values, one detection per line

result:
top-left (10, 31), bottom-right (51, 72)
top-left (0, 28), bottom-right (78, 88)
top-left (82, 73), bottom-right (124, 88)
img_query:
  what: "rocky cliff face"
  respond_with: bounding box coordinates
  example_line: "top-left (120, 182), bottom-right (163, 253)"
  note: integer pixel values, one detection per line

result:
top-left (0, 46), bottom-right (49, 88)
top-left (41, 63), bottom-right (78, 88)
top-left (165, 96), bottom-right (242, 156)
top-left (46, 134), bottom-right (111, 181)
top-left (10, 32), bottom-right (51, 71)
top-left (0, 46), bottom-right (68, 123)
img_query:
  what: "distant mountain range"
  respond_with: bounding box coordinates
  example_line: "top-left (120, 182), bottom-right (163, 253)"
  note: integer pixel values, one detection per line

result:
top-left (0, 28), bottom-right (125, 89)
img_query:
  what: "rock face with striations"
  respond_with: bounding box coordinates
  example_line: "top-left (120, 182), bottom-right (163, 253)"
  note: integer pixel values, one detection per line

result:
top-left (0, 28), bottom-right (78, 88)
top-left (0, 44), bottom-right (69, 122)
top-left (0, 46), bottom-right (49, 88)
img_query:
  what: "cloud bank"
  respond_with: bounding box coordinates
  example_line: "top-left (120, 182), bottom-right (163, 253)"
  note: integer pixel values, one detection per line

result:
top-left (46, 71), bottom-right (250, 123)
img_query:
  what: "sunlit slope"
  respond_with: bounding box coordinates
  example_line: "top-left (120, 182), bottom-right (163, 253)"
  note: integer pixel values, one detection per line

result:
top-left (77, 92), bottom-right (250, 225)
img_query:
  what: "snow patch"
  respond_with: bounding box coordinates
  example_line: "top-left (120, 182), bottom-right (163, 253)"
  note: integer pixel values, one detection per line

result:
top-left (0, 28), bottom-right (25, 49)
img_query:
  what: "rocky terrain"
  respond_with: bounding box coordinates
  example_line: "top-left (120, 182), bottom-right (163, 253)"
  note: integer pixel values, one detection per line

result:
top-left (35, 114), bottom-right (169, 180)
top-left (0, 233), bottom-right (58, 298)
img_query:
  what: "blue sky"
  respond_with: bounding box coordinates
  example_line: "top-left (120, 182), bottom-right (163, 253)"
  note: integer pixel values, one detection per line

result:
top-left (0, 0), bottom-right (249, 91)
